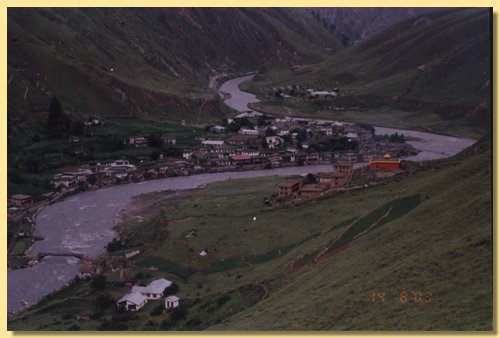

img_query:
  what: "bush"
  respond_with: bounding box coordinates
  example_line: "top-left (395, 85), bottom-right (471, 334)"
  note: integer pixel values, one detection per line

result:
top-left (112, 312), bottom-right (138, 322)
top-left (151, 304), bottom-right (164, 316)
top-left (216, 294), bottom-right (231, 306)
top-left (160, 319), bottom-right (170, 330)
top-left (95, 292), bottom-right (113, 311)
top-left (106, 239), bottom-right (123, 252)
top-left (61, 312), bottom-right (73, 320)
top-left (67, 324), bottom-right (80, 331)
top-left (98, 320), bottom-right (128, 331)
top-left (165, 283), bottom-right (179, 296)
top-left (90, 275), bottom-right (106, 291)
top-left (170, 306), bottom-right (187, 321)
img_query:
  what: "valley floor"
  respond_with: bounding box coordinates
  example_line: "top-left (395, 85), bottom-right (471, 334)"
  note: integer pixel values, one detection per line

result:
top-left (8, 141), bottom-right (492, 331)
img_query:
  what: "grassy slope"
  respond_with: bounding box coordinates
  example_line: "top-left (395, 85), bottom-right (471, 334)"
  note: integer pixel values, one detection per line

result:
top-left (7, 8), bottom-right (344, 193)
top-left (245, 8), bottom-right (491, 138)
top-left (214, 149), bottom-right (491, 330)
top-left (8, 8), bottom-right (342, 127)
top-left (8, 141), bottom-right (492, 331)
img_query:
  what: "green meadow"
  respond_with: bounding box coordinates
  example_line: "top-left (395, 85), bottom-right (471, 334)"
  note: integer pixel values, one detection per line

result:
top-left (8, 141), bottom-right (491, 331)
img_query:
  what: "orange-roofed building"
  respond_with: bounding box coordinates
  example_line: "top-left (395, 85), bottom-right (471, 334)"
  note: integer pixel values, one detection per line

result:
top-left (369, 154), bottom-right (401, 171)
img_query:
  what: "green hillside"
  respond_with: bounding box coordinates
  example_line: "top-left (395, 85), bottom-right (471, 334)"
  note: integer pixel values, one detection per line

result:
top-left (7, 8), bottom-right (343, 195)
top-left (8, 8), bottom-right (342, 129)
top-left (8, 140), bottom-right (491, 330)
top-left (246, 8), bottom-right (491, 138)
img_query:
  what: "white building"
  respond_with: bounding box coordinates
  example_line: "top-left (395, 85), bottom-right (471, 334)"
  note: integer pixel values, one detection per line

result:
top-left (116, 292), bottom-right (148, 311)
top-left (209, 125), bottom-right (226, 133)
top-left (306, 89), bottom-right (338, 97)
top-left (266, 136), bottom-right (284, 149)
top-left (202, 140), bottom-right (225, 147)
top-left (320, 128), bottom-right (333, 136)
top-left (346, 132), bottom-right (358, 139)
top-left (105, 160), bottom-right (136, 179)
top-left (240, 149), bottom-right (259, 157)
top-left (132, 278), bottom-right (172, 300)
top-left (235, 111), bottom-right (263, 119)
top-left (239, 128), bottom-right (258, 136)
top-left (124, 136), bottom-right (149, 147)
top-left (165, 296), bottom-right (180, 309)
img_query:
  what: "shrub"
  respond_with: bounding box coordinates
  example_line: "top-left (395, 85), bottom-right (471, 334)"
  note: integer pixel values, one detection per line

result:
top-left (98, 320), bottom-right (128, 331)
top-left (90, 275), bottom-right (106, 291)
top-left (151, 304), bottom-right (164, 316)
top-left (67, 324), bottom-right (80, 331)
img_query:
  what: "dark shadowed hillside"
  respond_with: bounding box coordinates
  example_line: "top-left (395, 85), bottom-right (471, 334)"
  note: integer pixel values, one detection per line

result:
top-left (8, 8), bottom-right (343, 132)
top-left (310, 8), bottom-right (433, 44)
top-left (247, 8), bottom-right (491, 137)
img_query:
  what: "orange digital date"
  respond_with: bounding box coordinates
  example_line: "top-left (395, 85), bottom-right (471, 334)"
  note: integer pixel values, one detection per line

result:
top-left (371, 290), bottom-right (432, 304)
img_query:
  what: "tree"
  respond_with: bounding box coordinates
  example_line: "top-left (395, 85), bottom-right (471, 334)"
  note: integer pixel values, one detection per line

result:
top-left (265, 128), bottom-right (276, 137)
top-left (72, 121), bottom-right (85, 136)
top-left (25, 156), bottom-right (40, 173)
top-left (47, 96), bottom-right (65, 138)
top-left (239, 118), bottom-right (254, 128)
top-left (228, 122), bottom-right (241, 133)
top-left (165, 283), bottom-right (179, 296)
top-left (88, 174), bottom-right (97, 185)
top-left (90, 275), bottom-right (107, 291)
top-left (257, 114), bottom-right (268, 126)
top-left (304, 173), bottom-right (317, 184)
top-left (95, 292), bottom-right (113, 311)
top-left (148, 133), bottom-right (163, 148)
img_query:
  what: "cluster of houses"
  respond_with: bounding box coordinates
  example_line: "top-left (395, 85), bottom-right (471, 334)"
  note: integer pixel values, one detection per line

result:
top-left (11, 112), bottom-right (411, 211)
top-left (278, 161), bottom-right (354, 200)
top-left (180, 114), bottom-right (373, 172)
top-left (45, 113), bottom-right (413, 193)
top-left (51, 160), bottom-right (139, 190)
top-left (116, 278), bottom-right (180, 312)
top-left (48, 115), bottom-right (373, 192)
top-left (278, 154), bottom-right (402, 201)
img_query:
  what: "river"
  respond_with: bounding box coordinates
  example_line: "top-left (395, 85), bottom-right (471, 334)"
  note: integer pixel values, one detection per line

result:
top-left (7, 75), bottom-right (476, 313)
top-left (218, 74), bottom-right (260, 111)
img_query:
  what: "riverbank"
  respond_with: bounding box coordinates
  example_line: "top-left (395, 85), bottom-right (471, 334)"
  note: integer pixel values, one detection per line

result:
top-left (8, 145), bottom-right (492, 330)
top-left (7, 74), bottom-right (478, 314)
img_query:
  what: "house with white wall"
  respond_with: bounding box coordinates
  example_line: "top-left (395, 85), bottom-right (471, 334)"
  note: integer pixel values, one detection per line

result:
top-left (165, 295), bottom-right (180, 309)
top-left (132, 278), bottom-right (172, 300)
top-left (116, 292), bottom-right (148, 311)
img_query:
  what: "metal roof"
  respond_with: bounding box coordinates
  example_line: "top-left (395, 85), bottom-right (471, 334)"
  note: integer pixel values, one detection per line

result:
top-left (132, 278), bottom-right (172, 295)
top-left (116, 292), bottom-right (148, 305)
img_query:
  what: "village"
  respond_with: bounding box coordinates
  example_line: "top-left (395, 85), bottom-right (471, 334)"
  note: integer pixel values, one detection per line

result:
top-left (8, 111), bottom-right (415, 204)
top-left (7, 112), bottom-right (415, 268)
top-left (7, 110), bottom-right (410, 260)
